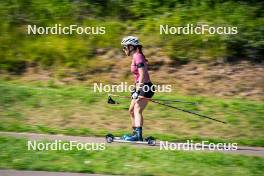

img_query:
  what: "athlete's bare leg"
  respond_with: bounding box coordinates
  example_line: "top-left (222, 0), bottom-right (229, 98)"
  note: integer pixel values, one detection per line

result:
top-left (129, 99), bottom-right (137, 127)
top-left (134, 98), bottom-right (148, 127)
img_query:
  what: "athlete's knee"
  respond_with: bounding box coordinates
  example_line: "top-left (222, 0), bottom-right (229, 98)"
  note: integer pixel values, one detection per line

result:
top-left (129, 108), bottom-right (134, 115)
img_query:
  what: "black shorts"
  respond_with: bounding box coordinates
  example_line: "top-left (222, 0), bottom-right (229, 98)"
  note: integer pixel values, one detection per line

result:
top-left (132, 82), bottom-right (155, 98)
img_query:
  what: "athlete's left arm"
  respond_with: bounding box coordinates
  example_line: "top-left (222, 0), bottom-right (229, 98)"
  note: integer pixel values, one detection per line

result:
top-left (137, 65), bottom-right (145, 90)
top-left (138, 68), bottom-right (145, 82)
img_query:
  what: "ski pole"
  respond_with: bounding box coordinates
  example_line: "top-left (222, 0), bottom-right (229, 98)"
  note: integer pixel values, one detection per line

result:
top-left (108, 94), bottom-right (196, 104)
top-left (152, 99), bottom-right (198, 105)
top-left (149, 99), bottom-right (226, 124)
top-left (108, 94), bottom-right (226, 124)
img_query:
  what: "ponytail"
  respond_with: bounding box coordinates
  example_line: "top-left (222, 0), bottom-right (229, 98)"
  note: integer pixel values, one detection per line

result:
top-left (137, 45), bottom-right (148, 62)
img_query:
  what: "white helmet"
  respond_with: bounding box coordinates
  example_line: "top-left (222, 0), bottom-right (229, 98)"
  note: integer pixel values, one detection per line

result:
top-left (121, 36), bottom-right (140, 46)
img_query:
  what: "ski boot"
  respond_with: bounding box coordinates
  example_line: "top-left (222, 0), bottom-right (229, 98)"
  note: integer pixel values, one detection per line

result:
top-left (121, 127), bottom-right (136, 139)
top-left (122, 127), bottom-right (143, 141)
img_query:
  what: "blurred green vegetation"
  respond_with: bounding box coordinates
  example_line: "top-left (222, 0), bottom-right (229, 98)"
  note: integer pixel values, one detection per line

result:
top-left (0, 136), bottom-right (264, 175)
top-left (0, 0), bottom-right (263, 73)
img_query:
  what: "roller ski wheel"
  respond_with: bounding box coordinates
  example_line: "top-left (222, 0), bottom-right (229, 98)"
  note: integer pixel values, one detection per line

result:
top-left (145, 136), bottom-right (156, 146)
top-left (105, 133), bottom-right (114, 143)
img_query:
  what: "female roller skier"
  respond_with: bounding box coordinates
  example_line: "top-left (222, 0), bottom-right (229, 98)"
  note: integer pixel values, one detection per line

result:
top-left (121, 36), bottom-right (155, 141)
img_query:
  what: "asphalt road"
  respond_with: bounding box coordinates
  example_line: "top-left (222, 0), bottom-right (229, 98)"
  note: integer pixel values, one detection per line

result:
top-left (0, 170), bottom-right (110, 176)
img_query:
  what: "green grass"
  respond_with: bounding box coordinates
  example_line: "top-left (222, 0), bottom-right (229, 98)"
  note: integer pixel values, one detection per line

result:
top-left (0, 136), bottom-right (263, 176)
top-left (0, 79), bottom-right (263, 146)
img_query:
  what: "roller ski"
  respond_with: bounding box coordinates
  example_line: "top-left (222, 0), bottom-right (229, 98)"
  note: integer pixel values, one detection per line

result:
top-left (106, 127), bottom-right (156, 146)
